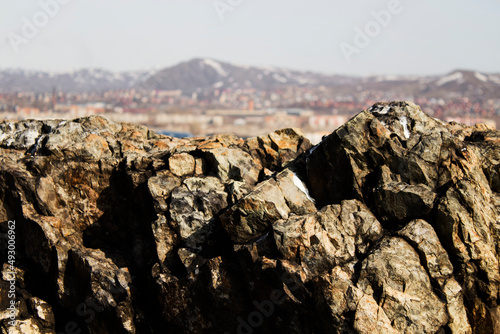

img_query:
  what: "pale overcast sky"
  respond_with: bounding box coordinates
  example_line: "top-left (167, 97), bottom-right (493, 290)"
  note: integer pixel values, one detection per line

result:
top-left (0, 0), bottom-right (499, 75)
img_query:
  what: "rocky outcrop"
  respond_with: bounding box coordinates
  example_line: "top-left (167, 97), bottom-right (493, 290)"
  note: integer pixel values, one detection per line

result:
top-left (1, 102), bottom-right (499, 333)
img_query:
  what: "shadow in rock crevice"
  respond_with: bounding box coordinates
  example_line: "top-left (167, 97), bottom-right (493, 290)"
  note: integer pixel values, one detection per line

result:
top-left (81, 165), bottom-right (167, 333)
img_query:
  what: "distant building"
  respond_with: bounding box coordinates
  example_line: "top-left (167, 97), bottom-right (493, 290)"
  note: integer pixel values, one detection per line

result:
top-left (445, 116), bottom-right (496, 128)
top-left (308, 115), bottom-right (347, 129)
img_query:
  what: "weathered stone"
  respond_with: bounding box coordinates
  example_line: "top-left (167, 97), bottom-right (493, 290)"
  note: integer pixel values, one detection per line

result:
top-left (169, 153), bottom-right (195, 177)
top-left (442, 278), bottom-right (473, 334)
top-left (3, 318), bottom-right (46, 334)
top-left (178, 248), bottom-right (203, 273)
top-left (221, 178), bottom-right (290, 244)
top-left (221, 168), bottom-right (316, 244)
top-left (225, 180), bottom-right (252, 205)
top-left (307, 101), bottom-right (447, 206)
top-left (2, 264), bottom-right (25, 289)
top-left (275, 169), bottom-right (316, 215)
top-left (0, 119), bottom-right (58, 151)
top-left (398, 219), bottom-right (454, 286)
top-left (0, 265), bottom-right (56, 334)
top-left (202, 147), bottom-right (260, 185)
top-left (29, 297), bottom-right (55, 328)
top-left (246, 128), bottom-right (312, 170)
top-left (357, 237), bottom-right (449, 333)
top-left (0, 103), bottom-right (499, 333)
top-left (170, 177), bottom-right (228, 248)
top-left (63, 248), bottom-right (135, 333)
top-left (147, 171), bottom-right (181, 212)
top-left (273, 200), bottom-right (383, 278)
top-left (151, 215), bottom-right (178, 265)
top-left (312, 267), bottom-right (355, 331)
top-left (194, 158), bottom-right (206, 175)
top-left (350, 287), bottom-right (398, 334)
top-left (374, 182), bottom-right (437, 224)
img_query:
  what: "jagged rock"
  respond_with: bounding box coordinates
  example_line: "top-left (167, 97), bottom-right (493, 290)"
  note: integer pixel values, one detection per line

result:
top-left (374, 182), bottom-right (437, 223)
top-left (194, 158), bottom-right (206, 175)
top-left (225, 180), bottom-right (252, 205)
top-left (1, 265), bottom-right (55, 334)
top-left (201, 147), bottom-right (260, 185)
top-left (307, 101), bottom-right (448, 207)
top-left (147, 171), bottom-right (181, 212)
top-left (349, 286), bottom-right (398, 334)
top-left (442, 279), bottom-right (473, 334)
top-left (221, 178), bottom-right (290, 244)
top-left (168, 153), bottom-right (195, 177)
top-left (151, 215), bottom-right (177, 266)
top-left (273, 200), bottom-right (383, 278)
top-left (245, 128), bottom-right (312, 170)
top-left (2, 318), bottom-right (47, 334)
top-left (62, 248), bottom-right (135, 333)
top-left (356, 237), bottom-right (449, 333)
top-left (1, 103), bottom-right (500, 333)
top-left (0, 119), bottom-right (58, 152)
top-left (398, 220), bottom-right (471, 333)
top-left (221, 168), bottom-right (316, 244)
top-left (169, 176), bottom-right (228, 248)
top-left (398, 219), bottom-right (454, 286)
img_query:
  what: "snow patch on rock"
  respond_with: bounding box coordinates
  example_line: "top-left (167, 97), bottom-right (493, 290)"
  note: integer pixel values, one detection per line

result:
top-left (292, 172), bottom-right (315, 203)
top-left (399, 116), bottom-right (411, 139)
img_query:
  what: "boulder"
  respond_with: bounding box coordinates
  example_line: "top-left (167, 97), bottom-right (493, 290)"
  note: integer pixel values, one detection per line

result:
top-left (356, 237), bottom-right (449, 333)
top-left (221, 168), bottom-right (316, 244)
top-left (273, 200), bottom-right (383, 278)
top-left (168, 153), bottom-right (195, 177)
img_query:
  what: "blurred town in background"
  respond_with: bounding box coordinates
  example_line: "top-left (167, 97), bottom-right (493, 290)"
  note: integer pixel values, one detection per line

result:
top-left (1, 58), bottom-right (499, 144)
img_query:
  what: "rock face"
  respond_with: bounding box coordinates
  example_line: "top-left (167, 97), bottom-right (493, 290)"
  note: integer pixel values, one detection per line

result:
top-left (0, 102), bottom-right (499, 333)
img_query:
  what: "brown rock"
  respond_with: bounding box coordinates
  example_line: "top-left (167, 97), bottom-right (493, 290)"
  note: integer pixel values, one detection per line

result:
top-left (202, 147), bottom-right (260, 185)
top-left (147, 171), bottom-right (181, 212)
top-left (221, 178), bottom-right (290, 244)
top-left (273, 200), bottom-right (383, 278)
top-left (374, 182), bottom-right (437, 223)
top-left (221, 168), bottom-right (316, 244)
top-left (0, 104), bottom-right (499, 333)
top-left (169, 153), bottom-right (195, 177)
top-left (307, 101), bottom-right (447, 206)
top-left (170, 176), bottom-right (228, 248)
top-left (357, 237), bottom-right (449, 333)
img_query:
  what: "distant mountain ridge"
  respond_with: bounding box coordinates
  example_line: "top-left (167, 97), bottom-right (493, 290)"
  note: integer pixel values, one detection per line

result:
top-left (0, 68), bottom-right (148, 93)
top-left (1, 58), bottom-right (499, 99)
top-left (142, 58), bottom-right (354, 94)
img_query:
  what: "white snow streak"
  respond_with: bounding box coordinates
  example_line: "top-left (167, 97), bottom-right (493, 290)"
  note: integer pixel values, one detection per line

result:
top-left (203, 59), bottom-right (228, 77)
top-left (474, 72), bottom-right (488, 82)
top-left (292, 172), bottom-right (315, 203)
top-left (399, 116), bottom-right (411, 139)
top-left (436, 72), bottom-right (463, 86)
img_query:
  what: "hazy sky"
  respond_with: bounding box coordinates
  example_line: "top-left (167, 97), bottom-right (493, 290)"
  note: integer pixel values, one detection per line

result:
top-left (0, 0), bottom-right (499, 75)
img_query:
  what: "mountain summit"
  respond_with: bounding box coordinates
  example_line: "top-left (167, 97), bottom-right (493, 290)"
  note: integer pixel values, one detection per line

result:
top-left (143, 57), bottom-right (328, 93)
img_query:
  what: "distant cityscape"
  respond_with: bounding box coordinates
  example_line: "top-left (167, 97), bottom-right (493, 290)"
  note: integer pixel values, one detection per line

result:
top-left (1, 59), bottom-right (499, 143)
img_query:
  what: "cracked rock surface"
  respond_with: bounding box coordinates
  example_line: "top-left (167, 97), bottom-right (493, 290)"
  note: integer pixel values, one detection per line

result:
top-left (1, 102), bottom-right (499, 333)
